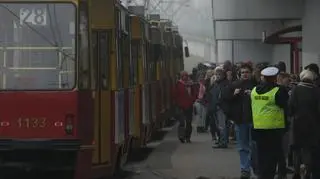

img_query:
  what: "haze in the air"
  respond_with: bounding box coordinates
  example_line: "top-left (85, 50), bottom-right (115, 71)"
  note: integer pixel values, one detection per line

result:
top-left (124, 0), bottom-right (213, 59)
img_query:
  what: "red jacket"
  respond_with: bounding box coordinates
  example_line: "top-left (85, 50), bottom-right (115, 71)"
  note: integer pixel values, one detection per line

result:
top-left (174, 80), bottom-right (197, 110)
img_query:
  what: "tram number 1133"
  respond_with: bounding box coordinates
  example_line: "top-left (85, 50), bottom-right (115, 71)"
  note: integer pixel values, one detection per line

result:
top-left (17, 118), bottom-right (47, 128)
top-left (19, 7), bottom-right (47, 26)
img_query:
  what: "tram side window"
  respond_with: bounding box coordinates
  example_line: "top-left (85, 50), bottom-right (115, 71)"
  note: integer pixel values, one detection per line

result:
top-left (123, 35), bottom-right (130, 87)
top-left (99, 31), bottom-right (110, 90)
top-left (154, 44), bottom-right (161, 81)
top-left (143, 42), bottom-right (148, 82)
top-left (130, 40), bottom-right (139, 87)
top-left (79, 1), bottom-right (90, 89)
top-left (117, 34), bottom-right (123, 88)
top-left (91, 31), bottom-right (98, 89)
top-left (116, 9), bottom-right (122, 88)
top-left (147, 43), bottom-right (151, 82)
top-left (117, 32), bottom-right (130, 89)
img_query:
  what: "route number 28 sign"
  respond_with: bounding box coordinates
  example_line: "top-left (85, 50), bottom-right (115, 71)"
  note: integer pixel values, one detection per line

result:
top-left (19, 8), bottom-right (47, 26)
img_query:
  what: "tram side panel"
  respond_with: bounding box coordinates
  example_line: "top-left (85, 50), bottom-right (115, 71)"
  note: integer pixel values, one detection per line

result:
top-left (143, 38), bottom-right (153, 143)
top-left (152, 44), bottom-right (161, 130)
top-left (130, 16), bottom-right (152, 149)
top-left (88, 0), bottom-right (118, 178)
top-left (130, 39), bottom-right (141, 149)
top-left (113, 4), bottom-right (132, 172)
top-left (159, 45), bottom-right (166, 127)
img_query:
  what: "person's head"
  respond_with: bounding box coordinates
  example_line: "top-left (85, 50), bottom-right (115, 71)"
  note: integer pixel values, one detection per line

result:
top-left (304, 63), bottom-right (319, 75)
top-left (176, 73), bottom-right (180, 78)
top-left (198, 73), bottom-right (205, 83)
top-left (223, 60), bottom-right (232, 71)
top-left (214, 67), bottom-right (226, 81)
top-left (260, 67), bottom-right (279, 83)
top-left (277, 72), bottom-right (291, 86)
top-left (277, 61), bottom-right (286, 72)
top-left (226, 71), bottom-right (233, 81)
top-left (192, 67), bottom-right (197, 73)
top-left (239, 63), bottom-right (253, 80)
top-left (180, 71), bottom-right (189, 81)
top-left (205, 69), bottom-right (214, 80)
top-left (290, 74), bottom-right (299, 82)
top-left (299, 70), bottom-right (316, 83)
top-left (254, 63), bottom-right (268, 82)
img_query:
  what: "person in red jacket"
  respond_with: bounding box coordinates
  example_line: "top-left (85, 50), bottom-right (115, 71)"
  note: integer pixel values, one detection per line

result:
top-left (175, 71), bottom-right (197, 143)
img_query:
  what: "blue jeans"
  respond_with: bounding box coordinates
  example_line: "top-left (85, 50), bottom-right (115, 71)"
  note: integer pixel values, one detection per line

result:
top-left (193, 101), bottom-right (207, 127)
top-left (216, 109), bottom-right (228, 146)
top-left (235, 124), bottom-right (252, 173)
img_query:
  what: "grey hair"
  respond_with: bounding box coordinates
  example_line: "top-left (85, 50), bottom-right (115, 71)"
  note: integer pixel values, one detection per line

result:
top-left (214, 66), bottom-right (224, 74)
top-left (299, 70), bottom-right (316, 81)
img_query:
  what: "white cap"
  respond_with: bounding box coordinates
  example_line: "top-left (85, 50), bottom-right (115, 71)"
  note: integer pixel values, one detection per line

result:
top-left (261, 67), bottom-right (279, 77)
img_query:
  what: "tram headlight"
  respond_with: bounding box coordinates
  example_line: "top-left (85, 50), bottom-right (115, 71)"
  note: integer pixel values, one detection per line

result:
top-left (65, 114), bottom-right (75, 135)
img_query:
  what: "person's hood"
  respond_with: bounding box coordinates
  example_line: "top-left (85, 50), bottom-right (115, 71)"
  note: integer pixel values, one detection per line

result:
top-left (298, 81), bottom-right (316, 88)
top-left (255, 81), bottom-right (278, 94)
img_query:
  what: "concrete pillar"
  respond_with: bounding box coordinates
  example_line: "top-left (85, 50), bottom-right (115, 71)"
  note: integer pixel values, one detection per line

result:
top-left (218, 40), bottom-right (272, 64)
top-left (212, 0), bottom-right (303, 64)
top-left (272, 44), bottom-right (291, 69)
top-left (302, 0), bottom-right (320, 67)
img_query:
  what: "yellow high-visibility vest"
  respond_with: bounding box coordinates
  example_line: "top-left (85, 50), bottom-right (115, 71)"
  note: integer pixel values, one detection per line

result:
top-left (251, 87), bottom-right (285, 129)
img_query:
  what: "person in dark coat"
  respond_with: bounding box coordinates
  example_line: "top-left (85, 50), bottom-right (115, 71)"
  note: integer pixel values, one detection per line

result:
top-left (288, 69), bottom-right (320, 179)
top-left (207, 67), bottom-right (230, 148)
top-left (226, 63), bottom-right (256, 178)
top-left (204, 69), bottom-right (215, 131)
top-left (276, 72), bottom-right (294, 177)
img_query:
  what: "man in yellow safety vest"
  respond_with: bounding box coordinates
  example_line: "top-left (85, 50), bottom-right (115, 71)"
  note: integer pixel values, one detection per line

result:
top-left (250, 66), bottom-right (289, 179)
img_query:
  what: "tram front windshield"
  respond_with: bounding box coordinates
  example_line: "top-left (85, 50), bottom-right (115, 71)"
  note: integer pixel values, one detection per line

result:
top-left (0, 3), bottom-right (76, 90)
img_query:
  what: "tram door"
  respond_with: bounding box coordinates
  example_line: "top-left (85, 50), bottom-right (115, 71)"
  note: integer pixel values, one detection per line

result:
top-left (92, 30), bottom-right (112, 165)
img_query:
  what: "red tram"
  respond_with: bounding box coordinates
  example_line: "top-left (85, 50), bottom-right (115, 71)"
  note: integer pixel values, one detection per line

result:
top-left (0, 0), bottom-right (186, 178)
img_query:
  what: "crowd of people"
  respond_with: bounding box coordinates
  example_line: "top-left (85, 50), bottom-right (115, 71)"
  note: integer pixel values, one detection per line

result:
top-left (173, 60), bottom-right (320, 179)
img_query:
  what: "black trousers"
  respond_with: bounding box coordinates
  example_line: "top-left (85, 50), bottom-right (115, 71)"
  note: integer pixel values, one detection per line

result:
top-left (277, 143), bottom-right (287, 176)
top-left (311, 144), bottom-right (320, 179)
top-left (205, 112), bottom-right (211, 130)
top-left (178, 107), bottom-right (193, 139)
top-left (255, 130), bottom-right (284, 179)
top-left (208, 113), bottom-right (220, 140)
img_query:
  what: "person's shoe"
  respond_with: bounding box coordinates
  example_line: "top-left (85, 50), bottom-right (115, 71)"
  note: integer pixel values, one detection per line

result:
top-left (292, 173), bottom-right (301, 179)
top-left (197, 127), bottom-right (206, 133)
top-left (186, 139), bottom-right (191, 143)
top-left (240, 171), bottom-right (250, 179)
top-left (179, 138), bottom-right (185, 143)
top-left (276, 175), bottom-right (287, 179)
top-left (213, 144), bottom-right (227, 149)
top-left (286, 167), bottom-right (294, 174)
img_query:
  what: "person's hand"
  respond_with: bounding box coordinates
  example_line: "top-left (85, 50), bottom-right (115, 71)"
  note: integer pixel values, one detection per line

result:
top-left (234, 88), bottom-right (241, 95)
top-left (244, 90), bottom-right (251, 95)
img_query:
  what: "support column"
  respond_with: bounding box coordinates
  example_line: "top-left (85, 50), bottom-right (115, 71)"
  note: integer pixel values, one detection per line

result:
top-left (212, 0), bottom-right (303, 64)
top-left (302, 0), bottom-right (320, 67)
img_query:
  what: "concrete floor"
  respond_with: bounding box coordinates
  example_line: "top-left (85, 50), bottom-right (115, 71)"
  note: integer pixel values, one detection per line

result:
top-left (124, 124), bottom-right (245, 179)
